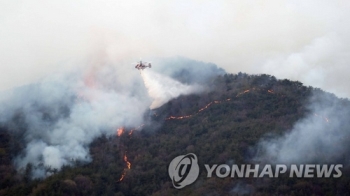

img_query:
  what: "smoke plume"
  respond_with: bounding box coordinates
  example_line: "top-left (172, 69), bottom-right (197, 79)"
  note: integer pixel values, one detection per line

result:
top-left (0, 64), bottom-right (150, 178)
top-left (2, 1), bottom-right (350, 97)
top-left (254, 91), bottom-right (350, 164)
top-left (0, 56), bottom-right (221, 178)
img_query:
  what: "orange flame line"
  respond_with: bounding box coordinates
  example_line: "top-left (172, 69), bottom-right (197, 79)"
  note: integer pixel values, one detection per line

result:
top-left (117, 124), bottom-right (146, 182)
top-left (165, 88), bottom-right (329, 122)
top-left (166, 99), bottom-right (231, 120)
top-left (165, 88), bottom-right (256, 120)
top-left (124, 154), bottom-right (131, 169)
top-left (118, 151), bottom-right (132, 182)
top-left (236, 90), bottom-right (249, 97)
top-left (119, 174), bottom-right (125, 181)
top-left (167, 88), bottom-right (250, 120)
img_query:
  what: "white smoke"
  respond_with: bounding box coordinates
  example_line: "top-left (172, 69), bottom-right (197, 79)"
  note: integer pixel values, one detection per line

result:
top-left (254, 92), bottom-right (350, 164)
top-left (0, 63), bottom-right (152, 178)
top-left (0, 56), bottom-right (216, 178)
top-left (140, 70), bottom-right (204, 109)
top-left (261, 33), bottom-right (350, 98)
top-left (2, 1), bottom-right (350, 98)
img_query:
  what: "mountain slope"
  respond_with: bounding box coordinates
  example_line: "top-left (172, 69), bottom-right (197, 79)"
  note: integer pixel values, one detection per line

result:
top-left (1, 73), bottom-right (350, 196)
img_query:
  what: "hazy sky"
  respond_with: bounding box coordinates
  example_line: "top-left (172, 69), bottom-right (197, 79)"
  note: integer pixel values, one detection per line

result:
top-left (1, 0), bottom-right (350, 97)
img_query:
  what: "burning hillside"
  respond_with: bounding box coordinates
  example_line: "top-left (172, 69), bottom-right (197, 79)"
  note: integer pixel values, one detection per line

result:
top-left (1, 69), bottom-right (350, 195)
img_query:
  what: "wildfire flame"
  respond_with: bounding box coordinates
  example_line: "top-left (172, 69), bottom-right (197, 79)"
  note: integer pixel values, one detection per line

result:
top-left (117, 124), bottom-right (145, 182)
top-left (119, 173), bottom-right (125, 182)
top-left (124, 153), bottom-right (131, 169)
top-left (166, 89), bottom-right (258, 120)
top-left (236, 90), bottom-right (250, 97)
top-left (118, 151), bottom-right (131, 182)
top-left (117, 127), bottom-right (124, 137)
top-left (165, 88), bottom-right (312, 121)
top-left (166, 99), bottom-right (230, 120)
top-left (118, 87), bottom-right (326, 182)
top-left (128, 124), bottom-right (145, 135)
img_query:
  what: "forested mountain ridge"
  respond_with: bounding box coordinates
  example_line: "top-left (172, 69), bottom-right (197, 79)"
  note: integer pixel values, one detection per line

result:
top-left (1, 73), bottom-right (350, 196)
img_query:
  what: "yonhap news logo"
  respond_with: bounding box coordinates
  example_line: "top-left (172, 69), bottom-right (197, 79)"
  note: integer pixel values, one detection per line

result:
top-left (168, 153), bottom-right (343, 189)
top-left (168, 153), bottom-right (200, 189)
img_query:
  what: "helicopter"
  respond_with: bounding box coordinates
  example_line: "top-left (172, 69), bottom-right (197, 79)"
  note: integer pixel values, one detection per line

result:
top-left (135, 61), bottom-right (151, 70)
